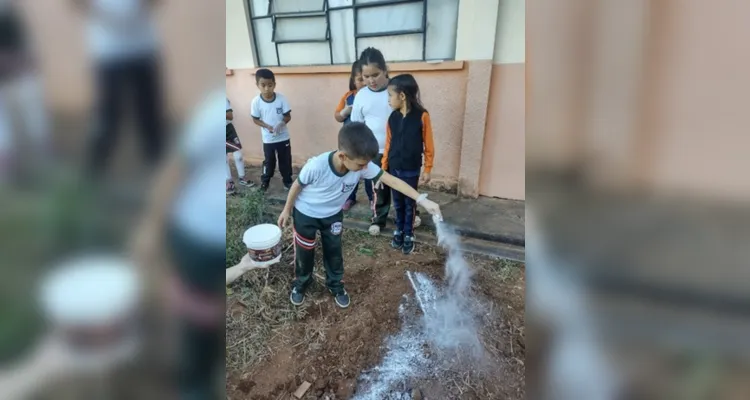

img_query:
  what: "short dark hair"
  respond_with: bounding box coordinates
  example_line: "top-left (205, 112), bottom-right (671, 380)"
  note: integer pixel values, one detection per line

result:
top-left (338, 122), bottom-right (379, 161)
top-left (255, 68), bottom-right (275, 83)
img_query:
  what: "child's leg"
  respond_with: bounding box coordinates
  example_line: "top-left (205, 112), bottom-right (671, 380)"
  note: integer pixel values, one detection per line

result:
top-left (319, 211), bottom-right (345, 294)
top-left (86, 61), bottom-right (125, 176)
top-left (232, 151), bottom-right (245, 178)
top-left (364, 179), bottom-right (374, 202)
top-left (225, 156), bottom-right (233, 181)
top-left (371, 155), bottom-right (391, 229)
top-left (390, 171), bottom-right (406, 233)
top-left (261, 142), bottom-right (276, 186)
top-left (131, 56), bottom-right (164, 167)
top-left (277, 140), bottom-right (293, 185)
top-left (402, 172), bottom-right (421, 236)
top-left (292, 208), bottom-right (318, 291)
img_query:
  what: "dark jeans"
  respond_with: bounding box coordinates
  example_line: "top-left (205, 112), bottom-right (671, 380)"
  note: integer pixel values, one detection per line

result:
top-left (86, 54), bottom-right (164, 176)
top-left (370, 154), bottom-right (391, 229)
top-left (390, 169), bottom-right (420, 236)
top-left (346, 179), bottom-right (374, 203)
top-left (167, 224), bottom-right (225, 400)
top-left (292, 208), bottom-right (345, 294)
top-left (261, 139), bottom-right (293, 186)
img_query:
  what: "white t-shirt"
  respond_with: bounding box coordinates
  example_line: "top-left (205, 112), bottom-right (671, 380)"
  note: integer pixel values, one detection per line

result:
top-left (250, 93), bottom-right (291, 144)
top-left (295, 151), bottom-right (383, 219)
top-left (225, 98), bottom-right (232, 126)
top-left (171, 88), bottom-right (226, 247)
top-left (86, 0), bottom-right (159, 61)
top-left (350, 86), bottom-right (391, 154)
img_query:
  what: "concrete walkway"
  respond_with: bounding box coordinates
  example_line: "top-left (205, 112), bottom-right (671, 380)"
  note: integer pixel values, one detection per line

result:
top-left (241, 165), bottom-right (525, 259)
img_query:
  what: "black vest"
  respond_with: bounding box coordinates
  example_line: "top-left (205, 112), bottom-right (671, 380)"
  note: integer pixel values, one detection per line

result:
top-left (386, 109), bottom-right (426, 171)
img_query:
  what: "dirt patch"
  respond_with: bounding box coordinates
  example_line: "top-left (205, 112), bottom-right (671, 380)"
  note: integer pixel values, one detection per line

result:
top-left (226, 225), bottom-right (525, 400)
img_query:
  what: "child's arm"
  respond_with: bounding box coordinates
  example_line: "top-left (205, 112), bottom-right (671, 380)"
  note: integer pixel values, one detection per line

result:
top-left (381, 123), bottom-right (392, 170)
top-left (226, 110), bottom-right (233, 121)
top-left (421, 112), bottom-right (435, 183)
top-left (282, 111), bottom-right (291, 124)
top-left (252, 116), bottom-right (273, 132)
top-left (277, 179), bottom-right (303, 227)
top-left (334, 93), bottom-right (352, 122)
top-left (379, 171), bottom-right (442, 219)
top-left (251, 97), bottom-right (273, 131)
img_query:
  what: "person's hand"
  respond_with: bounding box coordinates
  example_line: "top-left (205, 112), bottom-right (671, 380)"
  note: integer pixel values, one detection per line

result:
top-left (273, 121), bottom-right (286, 133)
top-left (420, 173), bottom-right (431, 185)
top-left (237, 253), bottom-right (273, 271)
top-left (265, 123), bottom-right (274, 133)
top-left (278, 208), bottom-right (291, 228)
top-left (33, 331), bottom-right (127, 379)
top-left (418, 198), bottom-right (442, 222)
top-left (130, 222), bottom-right (159, 269)
top-left (341, 106), bottom-right (352, 118)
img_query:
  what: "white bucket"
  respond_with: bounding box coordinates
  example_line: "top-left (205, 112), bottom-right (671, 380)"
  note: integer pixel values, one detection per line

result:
top-left (243, 224), bottom-right (283, 263)
top-left (39, 255), bottom-right (142, 363)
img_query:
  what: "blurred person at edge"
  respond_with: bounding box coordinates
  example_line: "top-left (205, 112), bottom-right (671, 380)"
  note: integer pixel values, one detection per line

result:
top-left (72, 0), bottom-right (164, 178)
top-left (132, 88), bottom-right (226, 399)
top-left (0, 0), bottom-right (52, 181)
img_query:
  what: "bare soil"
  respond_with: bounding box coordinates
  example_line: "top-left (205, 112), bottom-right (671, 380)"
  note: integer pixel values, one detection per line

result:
top-left (226, 228), bottom-right (525, 400)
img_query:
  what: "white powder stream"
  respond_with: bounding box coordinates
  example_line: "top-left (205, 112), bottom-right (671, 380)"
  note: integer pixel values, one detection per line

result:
top-left (353, 217), bottom-right (484, 398)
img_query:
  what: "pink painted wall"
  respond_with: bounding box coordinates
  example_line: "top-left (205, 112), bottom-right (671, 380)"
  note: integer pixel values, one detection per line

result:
top-left (226, 69), bottom-right (468, 186)
top-left (641, 0), bottom-right (750, 199)
top-left (479, 63), bottom-right (525, 200)
top-left (20, 0), bottom-right (223, 118)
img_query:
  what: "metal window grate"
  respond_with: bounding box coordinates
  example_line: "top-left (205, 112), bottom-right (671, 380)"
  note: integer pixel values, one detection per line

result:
top-left (248, 0), bottom-right (429, 66)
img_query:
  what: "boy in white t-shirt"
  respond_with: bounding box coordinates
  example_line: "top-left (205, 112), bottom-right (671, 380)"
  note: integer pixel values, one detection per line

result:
top-left (251, 68), bottom-right (293, 192)
top-left (277, 122), bottom-right (443, 308)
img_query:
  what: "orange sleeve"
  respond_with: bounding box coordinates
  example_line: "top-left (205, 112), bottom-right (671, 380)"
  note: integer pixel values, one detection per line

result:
top-left (335, 92), bottom-right (348, 114)
top-left (381, 122), bottom-right (392, 171)
top-left (421, 112), bottom-right (435, 173)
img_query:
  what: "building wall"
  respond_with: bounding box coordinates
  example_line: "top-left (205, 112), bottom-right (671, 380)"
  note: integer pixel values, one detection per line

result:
top-left (527, 0), bottom-right (750, 200)
top-left (20, 0), bottom-right (224, 118)
top-left (479, 0), bottom-right (525, 200)
top-left (227, 65), bottom-right (468, 189)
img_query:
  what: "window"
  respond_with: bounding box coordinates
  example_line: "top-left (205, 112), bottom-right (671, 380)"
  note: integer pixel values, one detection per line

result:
top-left (248, 0), bottom-right (459, 66)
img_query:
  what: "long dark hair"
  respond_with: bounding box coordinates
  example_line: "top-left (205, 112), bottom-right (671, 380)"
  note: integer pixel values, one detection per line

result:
top-left (388, 74), bottom-right (426, 114)
top-left (358, 47), bottom-right (388, 78)
top-left (348, 61), bottom-right (362, 91)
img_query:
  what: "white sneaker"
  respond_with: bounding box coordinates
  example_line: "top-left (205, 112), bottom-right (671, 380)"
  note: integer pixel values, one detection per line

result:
top-left (368, 225), bottom-right (381, 236)
top-left (413, 216), bottom-right (421, 229)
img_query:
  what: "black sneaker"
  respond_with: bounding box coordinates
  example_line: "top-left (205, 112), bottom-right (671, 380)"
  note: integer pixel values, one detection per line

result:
top-left (283, 182), bottom-right (292, 190)
top-left (290, 287), bottom-right (305, 306)
top-left (403, 235), bottom-right (415, 255)
top-left (260, 183), bottom-right (269, 193)
top-left (226, 180), bottom-right (236, 195)
top-left (238, 177), bottom-right (255, 187)
top-left (391, 230), bottom-right (404, 249)
top-left (331, 289), bottom-right (350, 308)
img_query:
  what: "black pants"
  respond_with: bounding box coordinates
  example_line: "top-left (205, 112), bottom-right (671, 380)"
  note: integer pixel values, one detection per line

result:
top-left (167, 224), bottom-right (225, 400)
top-left (292, 208), bottom-right (345, 294)
top-left (371, 154), bottom-right (391, 229)
top-left (391, 169), bottom-right (420, 236)
top-left (261, 139), bottom-right (293, 186)
top-left (86, 55), bottom-right (164, 176)
top-left (346, 179), bottom-right (374, 203)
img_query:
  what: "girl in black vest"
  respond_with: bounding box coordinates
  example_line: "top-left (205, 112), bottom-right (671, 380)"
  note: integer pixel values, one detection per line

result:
top-left (381, 74), bottom-right (435, 254)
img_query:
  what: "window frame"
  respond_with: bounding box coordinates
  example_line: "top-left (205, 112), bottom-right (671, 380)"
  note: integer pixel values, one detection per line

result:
top-left (247, 0), bottom-right (431, 67)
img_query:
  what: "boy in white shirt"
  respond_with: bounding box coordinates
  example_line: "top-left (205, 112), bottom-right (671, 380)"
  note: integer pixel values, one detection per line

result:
top-left (251, 68), bottom-right (293, 192)
top-left (277, 122), bottom-right (443, 308)
top-left (226, 97), bottom-right (254, 194)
